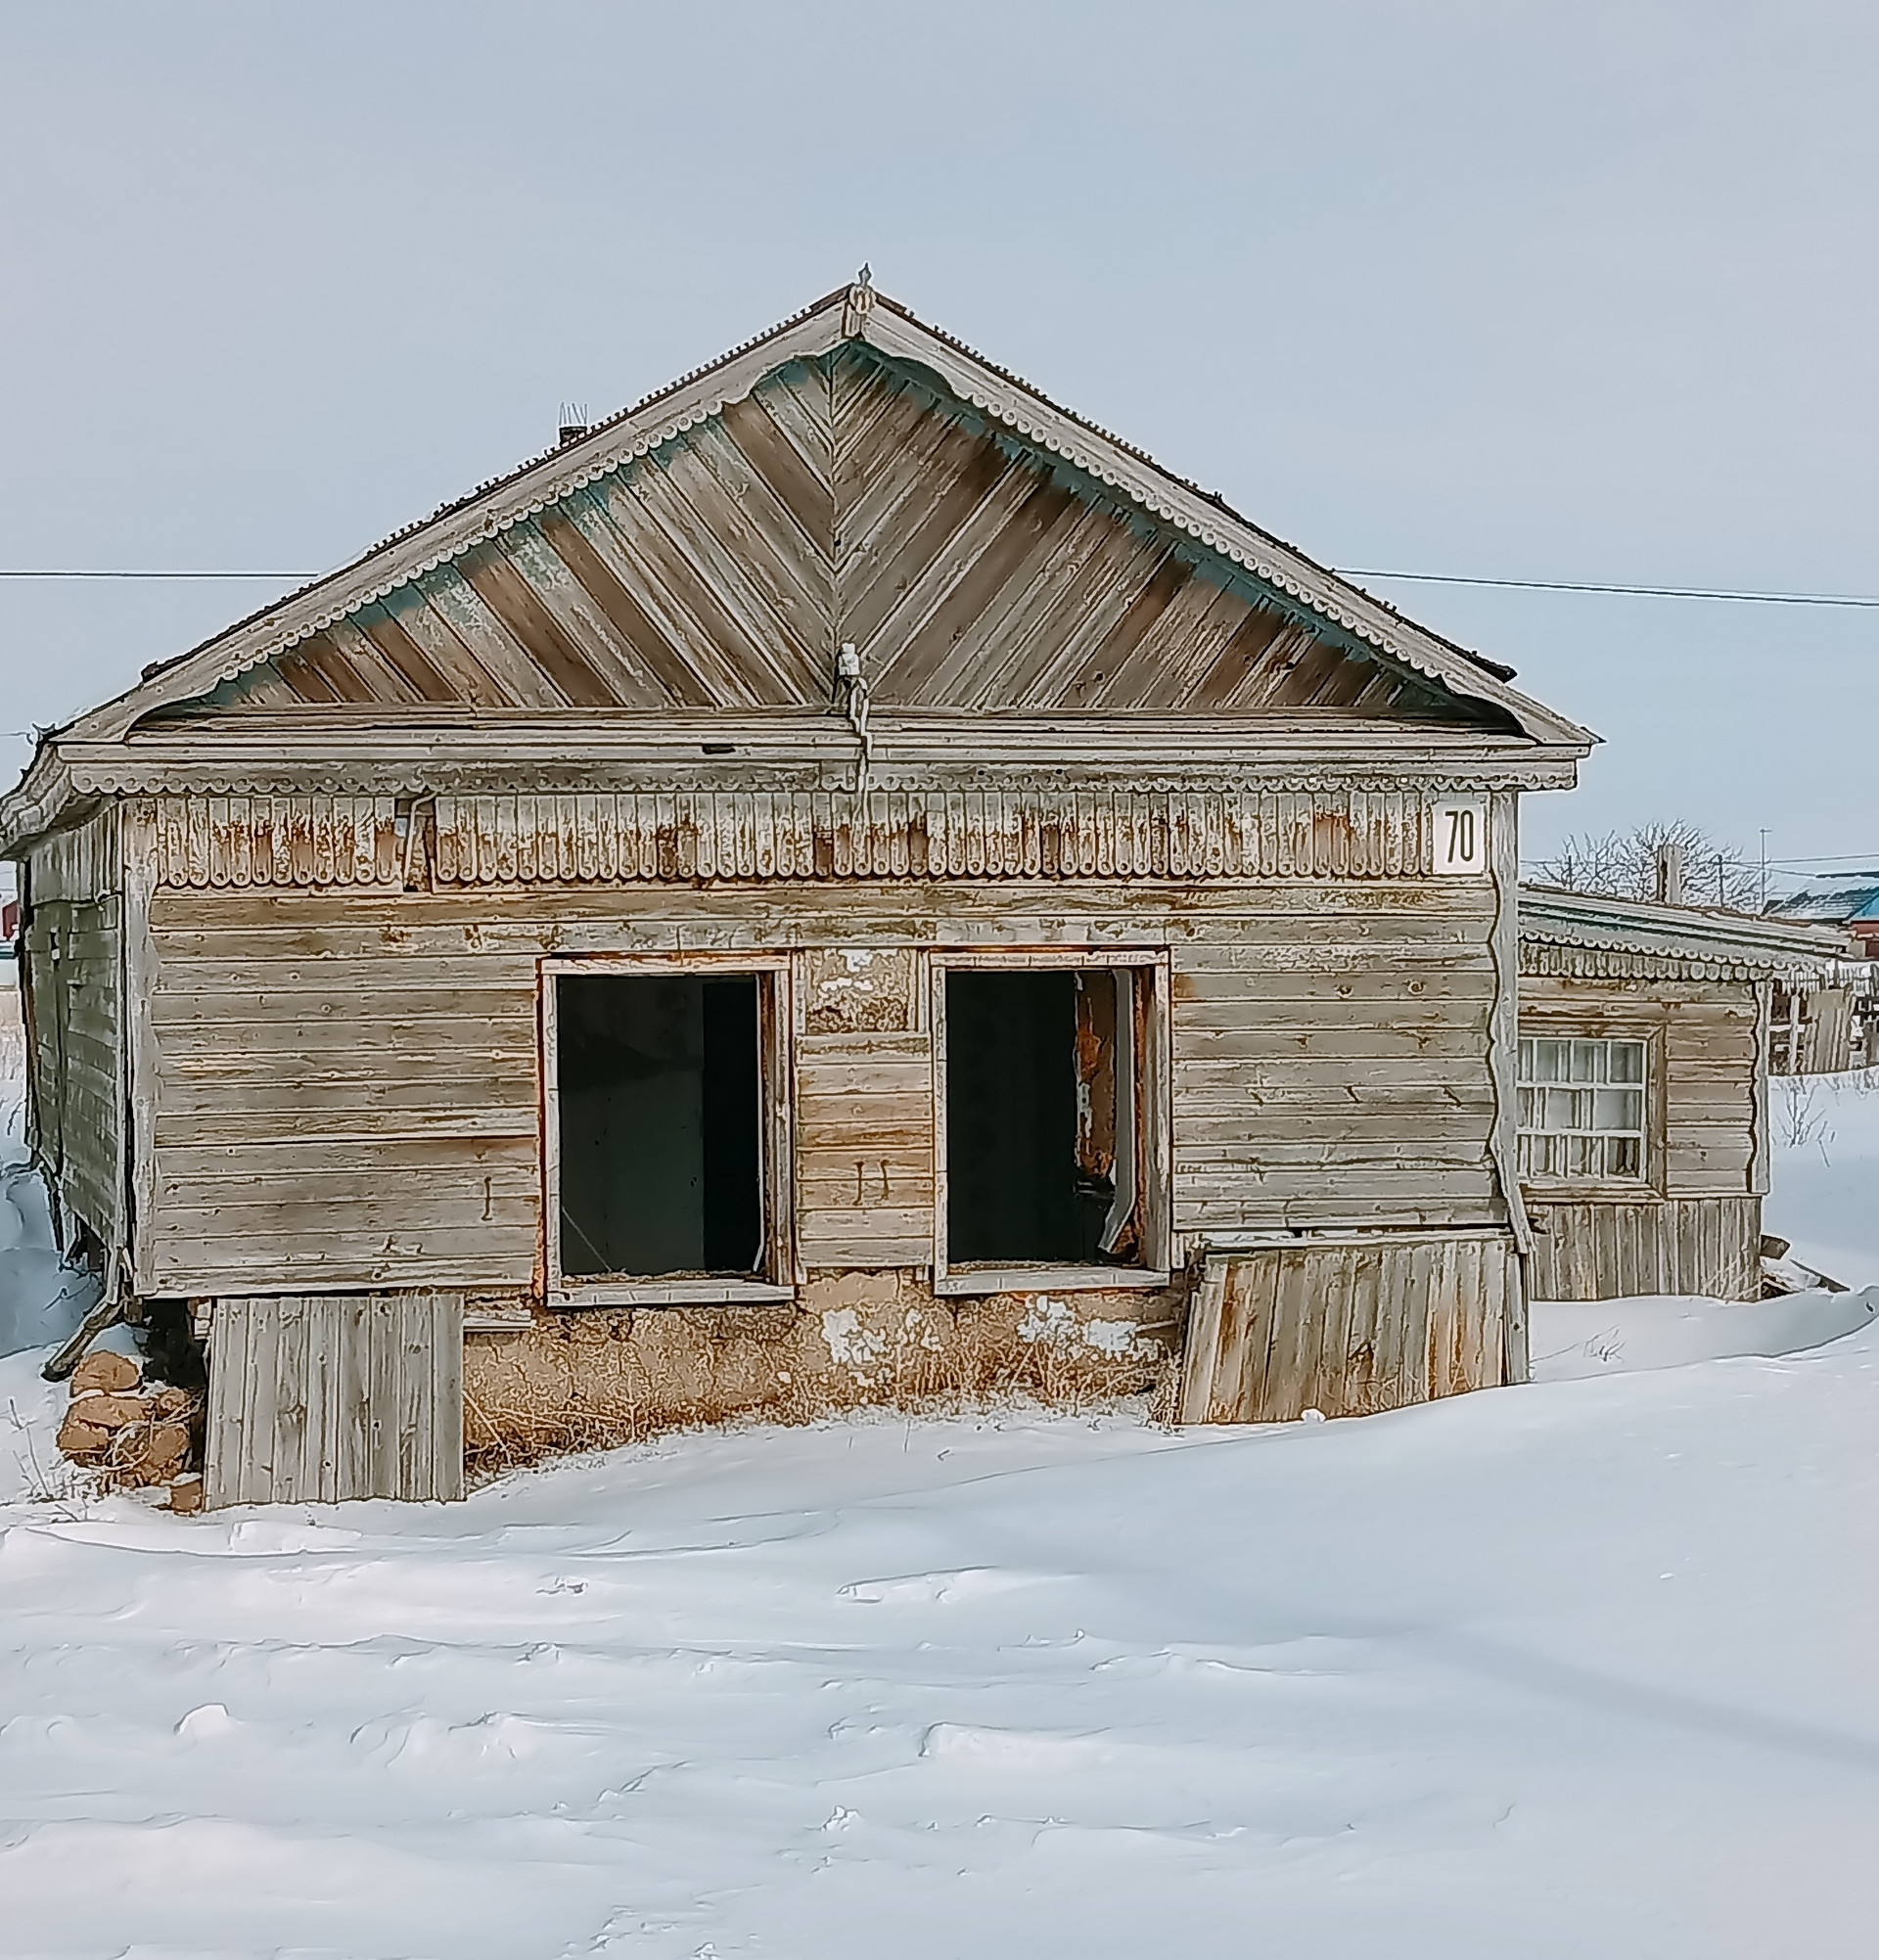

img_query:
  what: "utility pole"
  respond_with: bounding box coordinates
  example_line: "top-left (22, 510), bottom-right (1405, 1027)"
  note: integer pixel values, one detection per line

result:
top-left (1760, 829), bottom-right (1770, 911)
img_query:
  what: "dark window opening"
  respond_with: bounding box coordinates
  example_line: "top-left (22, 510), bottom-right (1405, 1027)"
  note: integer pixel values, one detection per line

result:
top-left (556, 972), bottom-right (763, 1279)
top-left (944, 968), bottom-right (1144, 1267)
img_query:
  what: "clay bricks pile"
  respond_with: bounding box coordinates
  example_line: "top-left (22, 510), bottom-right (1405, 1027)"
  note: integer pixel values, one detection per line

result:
top-left (56, 1349), bottom-right (205, 1511)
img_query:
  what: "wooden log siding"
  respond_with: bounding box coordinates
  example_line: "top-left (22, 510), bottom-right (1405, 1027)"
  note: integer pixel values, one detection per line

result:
top-left (1519, 977), bottom-right (1763, 1198)
top-left (796, 1032), bottom-right (936, 1268)
top-left (204, 1293), bottom-right (465, 1505)
top-left (143, 880), bottom-right (1506, 1297)
top-left (1178, 1232), bottom-right (1516, 1423)
top-left (1516, 974), bottom-right (1766, 1302)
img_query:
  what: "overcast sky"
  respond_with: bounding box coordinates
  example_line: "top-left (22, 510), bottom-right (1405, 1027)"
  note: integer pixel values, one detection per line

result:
top-left (3, 1), bottom-right (1875, 879)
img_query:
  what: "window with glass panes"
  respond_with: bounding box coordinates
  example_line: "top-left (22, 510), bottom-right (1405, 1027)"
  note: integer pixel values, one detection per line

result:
top-left (1516, 1036), bottom-right (1647, 1180)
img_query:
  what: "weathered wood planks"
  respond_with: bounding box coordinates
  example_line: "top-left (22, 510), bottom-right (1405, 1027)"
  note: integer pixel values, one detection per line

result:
top-left (1516, 972), bottom-right (1768, 1300)
top-left (20, 806), bottom-right (125, 1249)
top-left (1178, 1231), bottom-right (1516, 1424)
top-left (145, 875), bottom-right (1507, 1296)
top-left (1523, 1195), bottom-right (1761, 1301)
top-left (183, 346), bottom-right (1464, 730)
top-left (204, 1293), bottom-right (464, 1506)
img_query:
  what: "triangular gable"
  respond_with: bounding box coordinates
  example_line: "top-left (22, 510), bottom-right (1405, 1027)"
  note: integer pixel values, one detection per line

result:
top-left (57, 281), bottom-right (1595, 747)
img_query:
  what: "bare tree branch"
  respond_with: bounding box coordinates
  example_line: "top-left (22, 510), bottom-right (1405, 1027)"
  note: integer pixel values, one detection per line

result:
top-left (1535, 819), bottom-right (1762, 910)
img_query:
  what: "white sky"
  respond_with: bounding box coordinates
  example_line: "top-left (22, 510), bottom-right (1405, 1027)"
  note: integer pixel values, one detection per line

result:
top-left (3, 1), bottom-right (1875, 877)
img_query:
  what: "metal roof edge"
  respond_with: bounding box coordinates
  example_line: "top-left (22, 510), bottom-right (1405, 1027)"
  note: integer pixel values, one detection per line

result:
top-left (1518, 884), bottom-right (1857, 965)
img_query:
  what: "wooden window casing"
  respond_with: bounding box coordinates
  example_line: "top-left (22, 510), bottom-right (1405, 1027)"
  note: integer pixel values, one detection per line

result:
top-left (1517, 1034), bottom-right (1651, 1188)
top-left (540, 951), bottom-right (796, 1306)
top-left (928, 947), bottom-right (1171, 1297)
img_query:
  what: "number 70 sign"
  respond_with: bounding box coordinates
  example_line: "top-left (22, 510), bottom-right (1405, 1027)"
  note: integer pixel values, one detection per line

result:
top-left (1432, 797), bottom-right (1489, 876)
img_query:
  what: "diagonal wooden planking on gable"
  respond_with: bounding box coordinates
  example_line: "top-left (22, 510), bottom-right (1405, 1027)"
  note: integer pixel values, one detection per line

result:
top-left (162, 343), bottom-right (1484, 728)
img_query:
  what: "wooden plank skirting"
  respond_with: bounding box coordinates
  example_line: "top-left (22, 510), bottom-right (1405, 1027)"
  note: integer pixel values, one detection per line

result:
top-left (1179, 1230), bottom-right (1516, 1425)
top-left (1523, 1196), bottom-right (1761, 1301)
top-left (205, 1293), bottom-right (464, 1506)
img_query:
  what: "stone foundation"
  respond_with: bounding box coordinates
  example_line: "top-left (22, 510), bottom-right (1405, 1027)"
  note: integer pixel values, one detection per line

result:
top-left (462, 1271), bottom-right (1187, 1473)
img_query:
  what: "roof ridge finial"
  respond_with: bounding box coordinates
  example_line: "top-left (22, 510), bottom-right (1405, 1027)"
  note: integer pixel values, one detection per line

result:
top-left (842, 262), bottom-right (875, 339)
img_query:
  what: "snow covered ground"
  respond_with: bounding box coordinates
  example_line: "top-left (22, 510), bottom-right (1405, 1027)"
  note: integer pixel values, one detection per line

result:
top-left (2, 1071), bottom-right (1877, 1955)
top-left (1765, 1068), bottom-right (1879, 1289)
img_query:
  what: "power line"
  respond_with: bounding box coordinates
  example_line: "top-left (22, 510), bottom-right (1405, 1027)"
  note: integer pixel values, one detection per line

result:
top-left (1338, 570), bottom-right (1879, 609)
top-left (1, 565), bottom-right (1878, 609)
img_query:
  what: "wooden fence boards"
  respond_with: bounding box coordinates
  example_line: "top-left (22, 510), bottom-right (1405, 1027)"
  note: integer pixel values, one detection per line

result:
top-left (205, 1294), bottom-right (464, 1506)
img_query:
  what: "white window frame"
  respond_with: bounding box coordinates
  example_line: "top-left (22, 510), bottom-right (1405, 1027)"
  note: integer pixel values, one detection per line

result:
top-left (540, 951), bottom-right (796, 1307)
top-left (928, 947), bottom-right (1172, 1297)
top-left (1516, 1032), bottom-right (1650, 1187)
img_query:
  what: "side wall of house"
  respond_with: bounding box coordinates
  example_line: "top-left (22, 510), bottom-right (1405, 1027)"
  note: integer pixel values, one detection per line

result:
top-left (1519, 971), bottom-right (1764, 1300)
top-left (20, 804), bottom-right (124, 1250)
top-left (143, 873), bottom-right (1512, 1299)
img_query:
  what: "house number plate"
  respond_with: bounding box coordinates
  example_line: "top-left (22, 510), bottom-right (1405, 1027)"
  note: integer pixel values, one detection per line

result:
top-left (1432, 797), bottom-right (1489, 876)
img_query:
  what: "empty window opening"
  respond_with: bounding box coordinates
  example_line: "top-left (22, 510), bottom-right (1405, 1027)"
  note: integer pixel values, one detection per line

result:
top-left (556, 973), bottom-right (763, 1278)
top-left (945, 968), bottom-right (1145, 1267)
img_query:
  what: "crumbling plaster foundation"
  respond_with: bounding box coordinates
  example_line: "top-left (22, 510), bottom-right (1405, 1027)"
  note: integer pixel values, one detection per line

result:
top-left (463, 1270), bottom-right (1186, 1473)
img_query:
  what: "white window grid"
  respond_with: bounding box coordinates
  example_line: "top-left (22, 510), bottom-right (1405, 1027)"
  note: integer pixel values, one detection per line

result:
top-left (1516, 1035), bottom-right (1647, 1182)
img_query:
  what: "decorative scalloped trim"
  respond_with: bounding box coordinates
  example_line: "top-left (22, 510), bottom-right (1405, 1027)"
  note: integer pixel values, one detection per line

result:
top-left (1518, 935), bottom-right (1821, 984)
top-left (69, 765), bottom-right (1552, 801)
top-left (148, 786), bottom-right (1457, 889)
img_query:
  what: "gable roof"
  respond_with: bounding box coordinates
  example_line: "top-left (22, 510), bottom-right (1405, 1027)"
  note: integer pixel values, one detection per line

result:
top-left (44, 277), bottom-right (1591, 751)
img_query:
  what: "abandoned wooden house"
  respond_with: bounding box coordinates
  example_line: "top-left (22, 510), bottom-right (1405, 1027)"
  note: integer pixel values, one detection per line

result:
top-left (5, 275), bottom-right (1609, 1505)
top-left (1515, 887), bottom-right (1851, 1301)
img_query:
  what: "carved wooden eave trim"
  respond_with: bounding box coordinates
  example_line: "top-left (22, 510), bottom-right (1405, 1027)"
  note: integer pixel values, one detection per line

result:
top-left (144, 785), bottom-right (1498, 889)
top-left (0, 722), bottom-right (1583, 853)
top-left (42, 756), bottom-right (1580, 812)
top-left (1519, 941), bottom-right (1824, 986)
top-left (1518, 885), bottom-right (1854, 985)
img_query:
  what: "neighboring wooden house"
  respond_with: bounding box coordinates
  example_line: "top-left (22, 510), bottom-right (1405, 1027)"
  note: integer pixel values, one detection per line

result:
top-left (2, 277), bottom-right (1598, 1503)
top-left (1515, 887), bottom-right (1851, 1300)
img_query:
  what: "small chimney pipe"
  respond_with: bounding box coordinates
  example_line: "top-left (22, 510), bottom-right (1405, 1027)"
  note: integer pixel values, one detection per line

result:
top-left (1655, 842), bottom-right (1687, 907)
